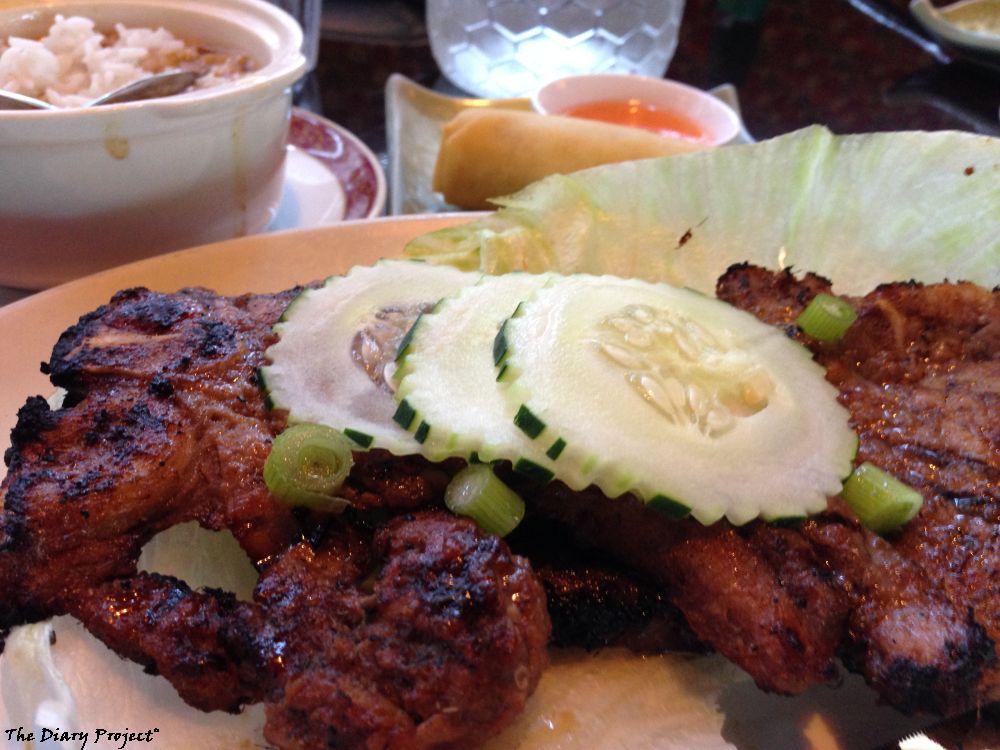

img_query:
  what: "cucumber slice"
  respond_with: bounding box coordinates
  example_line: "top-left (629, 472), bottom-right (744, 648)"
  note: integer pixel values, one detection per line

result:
top-left (393, 273), bottom-right (562, 481)
top-left (261, 260), bottom-right (479, 453)
top-left (498, 274), bottom-right (857, 525)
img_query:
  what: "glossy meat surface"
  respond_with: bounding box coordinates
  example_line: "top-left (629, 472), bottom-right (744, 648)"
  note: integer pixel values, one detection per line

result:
top-left (0, 287), bottom-right (550, 749)
top-left (260, 513), bottom-right (549, 750)
top-left (2, 266), bottom-right (995, 735)
top-left (1, 287), bottom-right (300, 631)
top-left (530, 264), bottom-right (998, 715)
top-left (802, 273), bottom-right (999, 714)
top-left (68, 513), bottom-right (549, 749)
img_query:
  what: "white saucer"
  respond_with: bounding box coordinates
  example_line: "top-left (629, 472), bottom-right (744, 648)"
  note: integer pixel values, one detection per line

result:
top-left (269, 145), bottom-right (349, 230)
top-left (272, 108), bottom-right (386, 228)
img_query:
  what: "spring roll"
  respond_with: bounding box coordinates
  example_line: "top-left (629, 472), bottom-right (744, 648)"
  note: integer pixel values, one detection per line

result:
top-left (432, 108), bottom-right (710, 210)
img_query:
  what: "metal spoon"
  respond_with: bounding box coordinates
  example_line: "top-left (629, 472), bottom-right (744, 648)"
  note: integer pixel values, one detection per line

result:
top-left (0, 70), bottom-right (198, 111)
top-left (0, 90), bottom-right (56, 110)
top-left (86, 70), bottom-right (198, 106)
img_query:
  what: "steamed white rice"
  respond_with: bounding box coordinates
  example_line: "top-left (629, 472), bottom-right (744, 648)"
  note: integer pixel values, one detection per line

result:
top-left (0, 15), bottom-right (249, 107)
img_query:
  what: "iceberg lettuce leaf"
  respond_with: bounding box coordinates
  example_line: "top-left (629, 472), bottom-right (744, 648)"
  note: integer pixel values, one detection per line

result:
top-left (405, 126), bottom-right (1000, 294)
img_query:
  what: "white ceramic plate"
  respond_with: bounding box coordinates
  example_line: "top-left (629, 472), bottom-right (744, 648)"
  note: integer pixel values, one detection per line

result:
top-left (0, 216), bottom-right (952, 750)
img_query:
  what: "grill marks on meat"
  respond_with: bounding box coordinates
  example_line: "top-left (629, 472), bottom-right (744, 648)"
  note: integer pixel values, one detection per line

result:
top-left (799, 510), bottom-right (993, 715)
top-left (2, 267), bottom-right (996, 735)
top-left (809, 276), bottom-right (999, 713)
top-left (67, 513), bottom-right (549, 750)
top-left (260, 513), bottom-right (548, 750)
top-left (1, 287), bottom-right (300, 633)
top-left (529, 264), bottom-right (997, 716)
top-left (0, 287), bottom-right (551, 749)
top-left (528, 485), bottom-right (849, 694)
top-left (720, 263), bottom-right (999, 712)
top-left (69, 572), bottom-right (278, 712)
top-left (739, 266), bottom-right (998, 712)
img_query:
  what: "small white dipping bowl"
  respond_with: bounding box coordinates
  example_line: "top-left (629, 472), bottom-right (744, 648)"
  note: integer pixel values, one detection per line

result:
top-left (532, 73), bottom-right (741, 147)
top-left (0, 0), bottom-right (306, 290)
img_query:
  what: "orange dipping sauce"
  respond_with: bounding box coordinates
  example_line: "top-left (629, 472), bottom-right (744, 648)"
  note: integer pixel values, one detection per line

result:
top-left (561, 98), bottom-right (709, 142)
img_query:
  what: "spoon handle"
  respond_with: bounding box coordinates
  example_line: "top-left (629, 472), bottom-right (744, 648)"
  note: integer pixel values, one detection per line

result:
top-left (1, 70), bottom-right (199, 110)
top-left (87, 70), bottom-right (198, 106)
top-left (0, 90), bottom-right (56, 111)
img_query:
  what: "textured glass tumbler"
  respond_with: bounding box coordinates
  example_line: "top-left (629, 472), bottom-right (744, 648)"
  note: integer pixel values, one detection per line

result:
top-left (267, 0), bottom-right (322, 71)
top-left (427, 0), bottom-right (686, 99)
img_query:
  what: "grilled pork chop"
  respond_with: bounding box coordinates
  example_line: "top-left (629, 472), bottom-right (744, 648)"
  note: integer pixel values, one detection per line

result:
top-left (726, 265), bottom-right (998, 714)
top-left (527, 264), bottom-right (999, 716)
top-left (0, 265), bottom-right (996, 733)
top-left (0, 287), bottom-right (550, 749)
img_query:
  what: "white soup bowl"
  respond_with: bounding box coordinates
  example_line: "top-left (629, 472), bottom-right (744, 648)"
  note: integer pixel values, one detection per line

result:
top-left (0, 0), bottom-right (306, 289)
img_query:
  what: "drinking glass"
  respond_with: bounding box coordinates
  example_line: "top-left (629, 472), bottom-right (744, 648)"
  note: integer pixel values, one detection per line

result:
top-left (267, 0), bottom-right (322, 72)
top-left (427, 0), bottom-right (686, 99)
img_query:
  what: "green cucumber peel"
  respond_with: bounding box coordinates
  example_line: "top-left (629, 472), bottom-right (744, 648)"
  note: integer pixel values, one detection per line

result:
top-left (648, 495), bottom-right (692, 520)
top-left (494, 273), bottom-right (858, 525)
top-left (261, 260), bottom-right (479, 456)
top-left (390, 273), bottom-right (562, 476)
top-left (343, 428), bottom-right (374, 449)
top-left (513, 405), bottom-right (546, 439)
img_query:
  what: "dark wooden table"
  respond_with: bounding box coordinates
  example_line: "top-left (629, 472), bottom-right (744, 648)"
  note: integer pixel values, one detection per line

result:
top-left (309, 0), bottom-right (1000, 166)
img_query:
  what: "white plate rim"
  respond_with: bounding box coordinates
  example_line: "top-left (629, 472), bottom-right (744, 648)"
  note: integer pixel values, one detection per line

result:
top-left (0, 215), bottom-right (461, 455)
top-left (0, 214), bottom-right (958, 749)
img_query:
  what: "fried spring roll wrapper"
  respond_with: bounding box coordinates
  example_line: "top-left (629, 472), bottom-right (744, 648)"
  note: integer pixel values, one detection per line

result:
top-left (432, 108), bottom-right (711, 210)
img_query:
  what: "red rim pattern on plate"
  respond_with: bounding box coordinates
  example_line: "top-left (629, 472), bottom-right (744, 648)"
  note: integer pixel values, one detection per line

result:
top-left (289, 108), bottom-right (382, 220)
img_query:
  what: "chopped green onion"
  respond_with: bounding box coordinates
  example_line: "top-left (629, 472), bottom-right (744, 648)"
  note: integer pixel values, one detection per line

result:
top-left (841, 462), bottom-right (923, 534)
top-left (263, 423), bottom-right (354, 513)
top-left (444, 464), bottom-right (525, 536)
top-left (796, 293), bottom-right (857, 342)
